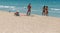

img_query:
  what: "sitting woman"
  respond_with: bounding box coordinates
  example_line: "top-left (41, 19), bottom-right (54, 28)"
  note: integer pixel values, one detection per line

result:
top-left (14, 12), bottom-right (20, 16)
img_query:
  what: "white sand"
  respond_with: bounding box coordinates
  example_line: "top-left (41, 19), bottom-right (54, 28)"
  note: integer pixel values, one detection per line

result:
top-left (0, 11), bottom-right (60, 33)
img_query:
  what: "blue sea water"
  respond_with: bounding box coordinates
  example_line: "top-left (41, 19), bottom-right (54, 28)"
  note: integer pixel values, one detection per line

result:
top-left (0, 0), bottom-right (60, 17)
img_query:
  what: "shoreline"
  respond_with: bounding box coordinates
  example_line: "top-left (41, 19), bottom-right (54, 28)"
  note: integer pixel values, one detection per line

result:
top-left (0, 10), bottom-right (60, 18)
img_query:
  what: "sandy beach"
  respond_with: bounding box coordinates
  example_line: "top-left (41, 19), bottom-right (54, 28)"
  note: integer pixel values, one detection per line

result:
top-left (0, 11), bottom-right (60, 33)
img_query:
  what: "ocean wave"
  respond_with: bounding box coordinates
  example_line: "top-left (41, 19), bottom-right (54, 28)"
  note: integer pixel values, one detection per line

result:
top-left (0, 5), bottom-right (15, 8)
top-left (0, 5), bottom-right (17, 11)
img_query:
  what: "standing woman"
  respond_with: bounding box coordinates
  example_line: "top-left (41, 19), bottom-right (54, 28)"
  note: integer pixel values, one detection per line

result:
top-left (45, 6), bottom-right (48, 16)
top-left (42, 6), bottom-right (45, 16)
top-left (27, 3), bottom-right (31, 16)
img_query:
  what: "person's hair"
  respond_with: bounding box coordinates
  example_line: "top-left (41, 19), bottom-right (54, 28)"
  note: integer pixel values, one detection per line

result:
top-left (46, 6), bottom-right (48, 8)
top-left (43, 6), bottom-right (45, 9)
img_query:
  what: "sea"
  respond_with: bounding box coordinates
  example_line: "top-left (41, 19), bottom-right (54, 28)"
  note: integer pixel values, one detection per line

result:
top-left (0, 0), bottom-right (60, 18)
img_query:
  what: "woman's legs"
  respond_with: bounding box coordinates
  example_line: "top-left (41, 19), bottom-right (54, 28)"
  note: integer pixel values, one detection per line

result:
top-left (27, 11), bottom-right (31, 16)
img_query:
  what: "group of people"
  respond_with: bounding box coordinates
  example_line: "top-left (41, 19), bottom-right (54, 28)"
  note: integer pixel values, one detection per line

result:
top-left (42, 6), bottom-right (48, 16)
top-left (14, 3), bottom-right (48, 16)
